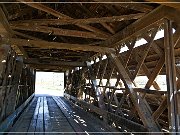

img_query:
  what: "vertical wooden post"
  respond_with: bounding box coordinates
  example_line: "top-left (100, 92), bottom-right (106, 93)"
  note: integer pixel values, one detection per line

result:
top-left (64, 71), bottom-right (66, 89)
top-left (33, 69), bottom-right (36, 94)
top-left (164, 19), bottom-right (180, 133)
top-left (86, 61), bottom-right (106, 110)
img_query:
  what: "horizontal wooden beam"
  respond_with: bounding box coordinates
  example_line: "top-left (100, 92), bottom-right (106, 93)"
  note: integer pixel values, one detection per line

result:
top-left (24, 58), bottom-right (86, 67)
top-left (3, 38), bottom-right (114, 53)
top-left (94, 0), bottom-right (154, 13)
top-left (8, 8), bottom-right (32, 20)
top-left (10, 13), bottom-right (145, 26)
top-left (133, 88), bottom-right (167, 95)
top-left (17, 0), bottom-right (111, 38)
top-left (30, 64), bottom-right (71, 71)
top-left (146, 0), bottom-right (180, 10)
top-left (11, 25), bottom-right (107, 40)
top-left (13, 31), bottom-right (42, 41)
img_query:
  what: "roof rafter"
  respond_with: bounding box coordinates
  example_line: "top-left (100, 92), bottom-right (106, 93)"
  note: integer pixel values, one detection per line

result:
top-left (10, 13), bottom-right (145, 26)
top-left (73, 2), bottom-right (115, 34)
top-left (0, 7), bottom-right (23, 55)
top-left (0, 7), bottom-right (13, 37)
top-left (17, 0), bottom-right (111, 38)
top-left (24, 58), bottom-right (86, 67)
top-left (13, 31), bottom-right (42, 41)
top-left (8, 8), bottom-right (32, 20)
top-left (100, 5), bottom-right (166, 47)
top-left (4, 38), bottom-right (115, 53)
top-left (30, 64), bottom-right (72, 71)
top-left (145, 0), bottom-right (180, 10)
top-left (94, 0), bottom-right (154, 13)
top-left (11, 25), bottom-right (107, 40)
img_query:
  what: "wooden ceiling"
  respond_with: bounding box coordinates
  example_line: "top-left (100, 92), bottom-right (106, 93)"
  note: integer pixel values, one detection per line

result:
top-left (0, 0), bottom-right (162, 71)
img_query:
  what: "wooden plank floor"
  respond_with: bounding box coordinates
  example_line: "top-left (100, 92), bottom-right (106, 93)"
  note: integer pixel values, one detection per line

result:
top-left (8, 96), bottom-right (117, 134)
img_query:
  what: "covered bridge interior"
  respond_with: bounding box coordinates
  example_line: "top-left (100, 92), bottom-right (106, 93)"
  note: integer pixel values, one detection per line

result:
top-left (0, 0), bottom-right (180, 134)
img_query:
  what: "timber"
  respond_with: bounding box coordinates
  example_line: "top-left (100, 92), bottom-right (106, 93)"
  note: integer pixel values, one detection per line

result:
top-left (10, 13), bottom-right (145, 26)
top-left (3, 38), bottom-right (115, 53)
top-left (0, 7), bottom-right (13, 37)
top-left (0, 1), bottom-right (180, 134)
top-left (11, 25), bottom-right (108, 40)
top-left (164, 19), bottom-right (180, 133)
top-left (146, 0), bottom-right (180, 10)
top-left (24, 58), bottom-right (86, 67)
top-left (94, 0), bottom-right (154, 13)
top-left (17, 0), bottom-right (111, 38)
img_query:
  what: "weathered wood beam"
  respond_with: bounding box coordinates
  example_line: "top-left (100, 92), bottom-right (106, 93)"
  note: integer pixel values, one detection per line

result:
top-left (24, 58), bottom-right (86, 67)
top-left (124, 39), bottom-right (136, 68)
top-left (107, 75), bottom-right (121, 108)
top-left (102, 66), bottom-right (115, 96)
top-left (145, 56), bottom-right (165, 89)
top-left (86, 61), bottom-right (106, 111)
top-left (17, 0), bottom-right (110, 38)
top-left (164, 19), bottom-right (180, 132)
top-left (11, 25), bottom-right (107, 40)
top-left (8, 8), bottom-right (32, 20)
top-left (30, 64), bottom-right (71, 71)
top-left (94, 0), bottom-right (154, 13)
top-left (95, 56), bottom-right (102, 78)
top-left (134, 88), bottom-right (167, 95)
top-left (108, 52), bottom-right (161, 132)
top-left (3, 38), bottom-right (114, 53)
top-left (143, 34), bottom-right (164, 56)
top-left (135, 53), bottom-right (161, 90)
top-left (64, 93), bottom-right (147, 132)
top-left (118, 53), bottom-right (137, 86)
top-left (146, 0), bottom-right (180, 10)
top-left (18, 46), bottom-right (28, 58)
top-left (165, 6), bottom-right (180, 24)
top-left (1, 4), bottom-right (9, 20)
top-left (7, 57), bottom-right (23, 115)
top-left (152, 96), bottom-right (167, 121)
top-left (0, 7), bottom-right (24, 55)
top-left (74, 2), bottom-right (115, 34)
top-left (13, 31), bottom-right (42, 41)
top-left (0, 7), bottom-right (13, 37)
top-left (145, 26), bottom-right (180, 88)
top-left (100, 5), bottom-right (166, 47)
top-left (99, 58), bottom-right (108, 85)
top-left (132, 27), bottom-right (158, 80)
top-left (10, 13), bottom-right (145, 26)
top-left (104, 6), bottom-right (180, 48)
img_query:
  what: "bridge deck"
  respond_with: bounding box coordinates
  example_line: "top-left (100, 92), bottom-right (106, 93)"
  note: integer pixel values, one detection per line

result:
top-left (8, 96), bottom-right (116, 134)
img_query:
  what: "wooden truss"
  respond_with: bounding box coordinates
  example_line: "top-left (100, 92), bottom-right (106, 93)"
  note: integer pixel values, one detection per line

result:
top-left (0, 1), bottom-right (180, 134)
top-left (64, 9), bottom-right (180, 133)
